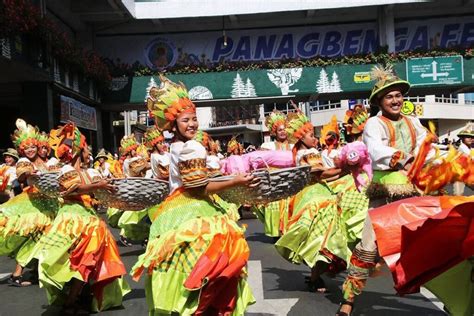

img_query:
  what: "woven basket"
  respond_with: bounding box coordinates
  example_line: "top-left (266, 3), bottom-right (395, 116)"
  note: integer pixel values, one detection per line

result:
top-left (212, 165), bottom-right (311, 205)
top-left (29, 172), bottom-right (60, 197)
top-left (95, 177), bottom-right (169, 211)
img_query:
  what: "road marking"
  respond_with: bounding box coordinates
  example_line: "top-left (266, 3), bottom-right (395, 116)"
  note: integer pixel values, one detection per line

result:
top-left (246, 260), bottom-right (299, 315)
top-left (0, 273), bottom-right (11, 281)
top-left (420, 287), bottom-right (444, 311)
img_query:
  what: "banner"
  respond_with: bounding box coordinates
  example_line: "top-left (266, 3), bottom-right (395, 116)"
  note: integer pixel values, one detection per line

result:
top-left (60, 95), bottom-right (97, 131)
top-left (97, 16), bottom-right (474, 70)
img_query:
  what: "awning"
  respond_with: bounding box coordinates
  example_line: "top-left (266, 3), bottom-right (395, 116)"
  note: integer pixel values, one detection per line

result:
top-left (128, 57), bottom-right (474, 105)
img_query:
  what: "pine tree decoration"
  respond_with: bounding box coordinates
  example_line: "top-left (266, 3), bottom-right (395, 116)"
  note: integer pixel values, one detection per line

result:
top-left (145, 77), bottom-right (158, 101)
top-left (330, 71), bottom-right (342, 92)
top-left (231, 73), bottom-right (246, 98)
top-left (316, 69), bottom-right (330, 93)
top-left (245, 78), bottom-right (257, 97)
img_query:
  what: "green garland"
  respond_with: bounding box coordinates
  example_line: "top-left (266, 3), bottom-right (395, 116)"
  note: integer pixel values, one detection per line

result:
top-left (126, 47), bottom-right (473, 77)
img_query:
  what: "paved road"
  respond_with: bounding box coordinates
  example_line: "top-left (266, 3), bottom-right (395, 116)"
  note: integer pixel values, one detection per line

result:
top-left (0, 212), bottom-right (447, 316)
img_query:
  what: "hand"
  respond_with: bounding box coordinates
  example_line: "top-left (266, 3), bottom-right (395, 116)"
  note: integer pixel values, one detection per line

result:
top-left (96, 179), bottom-right (116, 193)
top-left (233, 173), bottom-right (260, 187)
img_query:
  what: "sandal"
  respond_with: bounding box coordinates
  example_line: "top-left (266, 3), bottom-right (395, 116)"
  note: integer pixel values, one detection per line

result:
top-left (307, 277), bottom-right (329, 293)
top-left (336, 300), bottom-right (354, 316)
top-left (8, 275), bottom-right (33, 287)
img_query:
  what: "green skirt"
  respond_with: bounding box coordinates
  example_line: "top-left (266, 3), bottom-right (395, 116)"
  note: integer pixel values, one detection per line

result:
top-left (132, 189), bottom-right (255, 315)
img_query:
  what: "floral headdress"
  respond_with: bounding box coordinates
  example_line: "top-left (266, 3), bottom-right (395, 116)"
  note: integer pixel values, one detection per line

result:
top-left (265, 110), bottom-right (287, 136)
top-left (320, 115), bottom-right (340, 147)
top-left (285, 112), bottom-right (314, 144)
top-left (227, 136), bottom-right (244, 155)
top-left (144, 126), bottom-right (165, 149)
top-left (11, 119), bottom-right (39, 154)
top-left (146, 75), bottom-right (196, 131)
top-left (344, 104), bottom-right (369, 135)
top-left (194, 130), bottom-right (210, 148)
top-left (49, 122), bottom-right (87, 161)
top-left (119, 134), bottom-right (139, 157)
top-left (369, 65), bottom-right (410, 106)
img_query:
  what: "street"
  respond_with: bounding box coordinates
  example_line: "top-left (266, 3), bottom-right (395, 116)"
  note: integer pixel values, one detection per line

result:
top-left (0, 215), bottom-right (446, 316)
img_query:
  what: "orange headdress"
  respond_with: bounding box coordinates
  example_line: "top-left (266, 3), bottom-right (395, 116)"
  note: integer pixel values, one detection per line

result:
top-left (265, 110), bottom-right (287, 136)
top-left (344, 104), bottom-right (369, 135)
top-left (49, 122), bottom-right (88, 161)
top-left (146, 75), bottom-right (196, 131)
top-left (227, 136), bottom-right (244, 155)
top-left (285, 112), bottom-right (314, 144)
top-left (11, 119), bottom-right (39, 155)
top-left (320, 115), bottom-right (340, 152)
top-left (144, 126), bottom-right (165, 149)
top-left (119, 134), bottom-right (139, 158)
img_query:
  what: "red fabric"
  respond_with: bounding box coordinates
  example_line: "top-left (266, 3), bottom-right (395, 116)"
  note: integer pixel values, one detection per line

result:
top-left (369, 196), bottom-right (474, 295)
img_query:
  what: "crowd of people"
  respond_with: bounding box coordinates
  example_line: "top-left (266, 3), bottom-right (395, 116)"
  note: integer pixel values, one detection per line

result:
top-left (0, 67), bottom-right (472, 316)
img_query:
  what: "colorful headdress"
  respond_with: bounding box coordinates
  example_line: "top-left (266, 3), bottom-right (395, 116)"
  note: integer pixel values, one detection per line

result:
top-left (265, 110), bottom-right (287, 136)
top-left (146, 75), bottom-right (196, 131)
top-left (227, 136), bottom-right (244, 155)
top-left (49, 122), bottom-right (87, 161)
top-left (320, 115), bottom-right (340, 147)
top-left (36, 131), bottom-right (51, 153)
top-left (144, 126), bottom-right (165, 149)
top-left (11, 119), bottom-right (39, 154)
top-left (369, 65), bottom-right (410, 106)
top-left (457, 122), bottom-right (474, 138)
top-left (195, 130), bottom-right (211, 148)
top-left (119, 134), bottom-right (139, 157)
top-left (285, 112), bottom-right (314, 143)
top-left (344, 104), bottom-right (369, 135)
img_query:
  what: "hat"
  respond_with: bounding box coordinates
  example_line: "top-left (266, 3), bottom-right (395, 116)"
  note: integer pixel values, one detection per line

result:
top-left (119, 134), bottom-right (139, 157)
top-left (146, 75), bottom-right (196, 131)
top-left (344, 104), bottom-right (369, 135)
top-left (36, 131), bottom-right (51, 151)
top-left (369, 65), bottom-right (410, 106)
top-left (144, 126), bottom-right (165, 149)
top-left (95, 148), bottom-right (108, 160)
top-left (457, 122), bottom-right (474, 137)
top-left (285, 112), bottom-right (314, 143)
top-left (265, 110), bottom-right (287, 136)
top-left (49, 122), bottom-right (88, 161)
top-left (2, 148), bottom-right (19, 160)
top-left (11, 119), bottom-right (39, 154)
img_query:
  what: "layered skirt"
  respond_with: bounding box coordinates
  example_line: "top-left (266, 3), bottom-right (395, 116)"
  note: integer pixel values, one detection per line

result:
top-left (132, 189), bottom-right (254, 316)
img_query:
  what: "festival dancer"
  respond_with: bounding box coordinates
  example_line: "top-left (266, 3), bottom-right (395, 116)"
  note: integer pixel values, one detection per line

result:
top-left (94, 149), bottom-right (112, 178)
top-left (30, 122), bottom-right (129, 314)
top-left (37, 131), bottom-right (59, 166)
top-left (343, 104), bottom-right (369, 143)
top-left (320, 115), bottom-right (341, 168)
top-left (132, 75), bottom-right (256, 315)
top-left (1, 148), bottom-right (19, 199)
top-left (0, 119), bottom-right (60, 287)
top-left (116, 134), bottom-right (150, 246)
top-left (453, 123), bottom-right (473, 195)
top-left (227, 135), bottom-right (244, 156)
top-left (255, 110), bottom-right (293, 238)
top-left (336, 66), bottom-right (435, 316)
top-left (144, 126), bottom-right (170, 180)
top-left (274, 110), bottom-right (368, 293)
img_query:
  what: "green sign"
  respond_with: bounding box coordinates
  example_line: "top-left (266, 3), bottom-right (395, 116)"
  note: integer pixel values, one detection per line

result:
top-left (406, 55), bottom-right (464, 86)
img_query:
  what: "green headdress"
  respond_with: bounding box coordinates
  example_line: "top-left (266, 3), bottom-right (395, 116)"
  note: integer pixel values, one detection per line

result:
top-left (369, 65), bottom-right (410, 106)
top-left (285, 112), bottom-right (314, 143)
top-left (11, 119), bottom-right (39, 154)
top-left (265, 110), bottom-right (287, 136)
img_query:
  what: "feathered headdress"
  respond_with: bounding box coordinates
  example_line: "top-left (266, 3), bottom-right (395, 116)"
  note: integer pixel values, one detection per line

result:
top-left (285, 112), bottom-right (314, 144)
top-left (344, 104), bottom-right (369, 135)
top-left (143, 126), bottom-right (164, 149)
top-left (146, 75), bottom-right (196, 131)
top-left (369, 65), bottom-right (410, 106)
top-left (265, 110), bottom-right (287, 136)
top-left (36, 131), bottom-right (51, 154)
top-left (320, 115), bottom-right (340, 147)
top-left (227, 136), bottom-right (244, 155)
top-left (194, 130), bottom-right (210, 148)
top-left (11, 119), bottom-right (39, 154)
top-left (49, 122), bottom-right (87, 161)
top-left (119, 134), bottom-right (138, 157)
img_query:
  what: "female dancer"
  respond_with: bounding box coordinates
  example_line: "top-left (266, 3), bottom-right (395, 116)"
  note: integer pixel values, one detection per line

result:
top-left (132, 75), bottom-right (256, 315)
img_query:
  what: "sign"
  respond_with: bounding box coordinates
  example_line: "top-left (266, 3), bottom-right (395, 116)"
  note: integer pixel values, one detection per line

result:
top-left (97, 16), bottom-right (474, 69)
top-left (354, 72), bottom-right (370, 83)
top-left (401, 100), bottom-right (415, 115)
top-left (406, 55), bottom-right (464, 86)
top-left (60, 96), bottom-right (97, 131)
